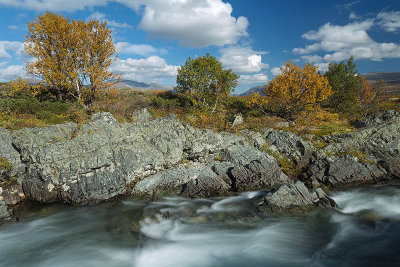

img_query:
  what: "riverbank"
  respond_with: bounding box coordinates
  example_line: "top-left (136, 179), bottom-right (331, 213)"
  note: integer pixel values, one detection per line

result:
top-left (1, 110), bottom-right (400, 222)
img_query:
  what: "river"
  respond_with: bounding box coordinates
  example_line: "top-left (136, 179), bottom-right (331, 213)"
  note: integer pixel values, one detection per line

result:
top-left (1, 183), bottom-right (400, 267)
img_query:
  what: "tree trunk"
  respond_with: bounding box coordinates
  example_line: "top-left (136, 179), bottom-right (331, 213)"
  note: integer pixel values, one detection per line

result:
top-left (211, 94), bottom-right (219, 114)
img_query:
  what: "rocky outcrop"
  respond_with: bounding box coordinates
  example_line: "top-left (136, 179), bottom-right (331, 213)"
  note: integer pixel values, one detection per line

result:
top-left (4, 113), bottom-right (288, 207)
top-left (300, 110), bottom-right (400, 188)
top-left (2, 109), bottom-right (399, 223)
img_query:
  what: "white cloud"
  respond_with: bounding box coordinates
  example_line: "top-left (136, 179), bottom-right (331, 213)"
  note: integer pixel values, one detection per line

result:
top-left (8, 25), bottom-right (19, 30)
top-left (238, 73), bottom-right (268, 84)
top-left (115, 42), bottom-right (167, 56)
top-left (0, 41), bottom-right (24, 58)
top-left (378, 11), bottom-right (400, 32)
top-left (89, 12), bottom-right (131, 28)
top-left (0, 64), bottom-right (26, 81)
top-left (110, 56), bottom-right (178, 82)
top-left (135, 0), bottom-right (249, 47)
top-left (315, 62), bottom-right (330, 73)
top-left (292, 43), bottom-right (320, 54)
top-left (220, 46), bottom-right (268, 74)
top-left (271, 67), bottom-right (282, 76)
top-left (300, 55), bottom-right (322, 63)
top-left (293, 20), bottom-right (400, 62)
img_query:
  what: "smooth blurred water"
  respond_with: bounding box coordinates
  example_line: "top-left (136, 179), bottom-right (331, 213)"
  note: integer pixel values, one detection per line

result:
top-left (1, 184), bottom-right (400, 267)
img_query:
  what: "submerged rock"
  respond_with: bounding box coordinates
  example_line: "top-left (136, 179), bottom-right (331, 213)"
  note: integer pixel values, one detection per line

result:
top-left (258, 181), bottom-right (337, 213)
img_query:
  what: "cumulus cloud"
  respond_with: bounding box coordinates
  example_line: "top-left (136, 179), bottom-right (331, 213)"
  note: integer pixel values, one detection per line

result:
top-left (293, 20), bottom-right (400, 62)
top-left (378, 11), bottom-right (400, 32)
top-left (88, 12), bottom-right (131, 28)
top-left (1, 0), bottom-right (249, 48)
top-left (0, 64), bottom-right (26, 81)
top-left (270, 67), bottom-right (282, 76)
top-left (220, 46), bottom-right (268, 74)
top-left (0, 41), bottom-right (24, 58)
top-left (115, 42), bottom-right (167, 56)
top-left (238, 73), bottom-right (268, 84)
top-left (136, 0), bottom-right (249, 47)
top-left (110, 56), bottom-right (178, 82)
top-left (300, 55), bottom-right (322, 63)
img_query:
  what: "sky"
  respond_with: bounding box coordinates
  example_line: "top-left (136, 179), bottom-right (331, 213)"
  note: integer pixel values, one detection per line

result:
top-left (0, 0), bottom-right (399, 94)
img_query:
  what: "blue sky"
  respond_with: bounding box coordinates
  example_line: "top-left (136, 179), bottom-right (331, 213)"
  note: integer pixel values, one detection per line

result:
top-left (0, 0), bottom-right (399, 93)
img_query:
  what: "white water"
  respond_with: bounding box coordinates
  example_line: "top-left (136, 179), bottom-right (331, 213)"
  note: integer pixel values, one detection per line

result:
top-left (1, 183), bottom-right (400, 267)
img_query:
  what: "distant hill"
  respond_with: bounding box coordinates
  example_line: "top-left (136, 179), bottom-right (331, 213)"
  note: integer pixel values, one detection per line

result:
top-left (238, 72), bottom-right (400, 97)
top-left (239, 85), bottom-right (266, 96)
top-left (363, 72), bottom-right (400, 95)
top-left (113, 79), bottom-right (173, 91)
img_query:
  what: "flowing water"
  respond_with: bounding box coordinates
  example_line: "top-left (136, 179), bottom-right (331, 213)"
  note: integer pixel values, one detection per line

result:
top-left (1, 183), bottom-right (400, 267)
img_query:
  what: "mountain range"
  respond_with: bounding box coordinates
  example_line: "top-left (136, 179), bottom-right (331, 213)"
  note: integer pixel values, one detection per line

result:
top-left (113, 79), bottom-right (173, 91)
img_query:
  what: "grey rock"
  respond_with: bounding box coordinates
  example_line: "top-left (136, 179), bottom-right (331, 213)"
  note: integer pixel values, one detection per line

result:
top-left (133, 144), bottom-right (288, 198)
top-left (0, 128), bottom-right (25, 180)
top-left (0, 184), bottom-right (25, 205)
top-left (230, 113), bottom-right (243, 126)
top-left (355, 110), bottom-right (400, 127)
top-left (262, 128), bottom-right (315, 169)
top-left (0, 200), bottom-right (11, 222)
top-left (132, 108), bottom-right (152, 122)
top-left (305, 156), bottom-right (387, 188)
top-left (258, 181), bottom-right (337, 213)
top-left (240, 129), bottom-right (266, 149)
top-left (221, 144), bottom-right (288, 191)
top-left (131, 163), bottom-right (231, 199)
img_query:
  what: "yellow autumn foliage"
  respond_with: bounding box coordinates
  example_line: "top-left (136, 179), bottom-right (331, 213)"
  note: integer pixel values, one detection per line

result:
top-left (266, 61), bottom-right (332, 118)
top-left (24, 12), bottom-right (120, 106)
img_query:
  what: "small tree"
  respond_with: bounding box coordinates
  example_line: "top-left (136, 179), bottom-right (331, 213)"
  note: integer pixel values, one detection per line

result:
top-left (359, 77), bottom-right (388, 117)
top-left (24, 12), bottom-right (120, 106)
top-left (325, 57), bottom-right (363, 114)
top-left (265, 61), bottom-right (332, 119)
top-left (175, 54), bottom-right (239, 113)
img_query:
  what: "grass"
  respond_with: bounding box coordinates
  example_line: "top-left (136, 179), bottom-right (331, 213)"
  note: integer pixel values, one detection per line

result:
top-left (325, 149), bottom-right (378, 165)
top-left (0, 157), bottom-right (12, 172)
